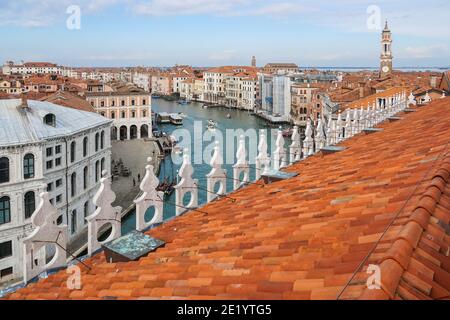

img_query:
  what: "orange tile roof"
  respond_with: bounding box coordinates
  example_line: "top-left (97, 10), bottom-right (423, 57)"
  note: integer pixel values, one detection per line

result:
top-left (40, 91), bottom-right (95, 113)
top-left (4, 98), bottom-right (450, 300)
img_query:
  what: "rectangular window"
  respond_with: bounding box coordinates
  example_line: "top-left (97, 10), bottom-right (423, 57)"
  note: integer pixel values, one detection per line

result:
top-left (55, 145), bottom-right (61, 154)
top-left (47, 182), bottom-right (53, 192)
top-left (55, 157), bottom-right (61, 166)
top-left (46, 160), bottom-right (53, 170)
top-left (46, 147), bottom-right (53, 157)
top-left (0, 241), bottom-right (12, 260)
top-left (56, 194), bottom-right (62, 203)
top-left (0, 267), bottom-right (13, 278)
top-left (55, 179), bottom-right (62, 188)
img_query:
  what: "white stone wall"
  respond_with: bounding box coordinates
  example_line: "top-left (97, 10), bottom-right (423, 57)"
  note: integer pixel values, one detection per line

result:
top-left (0, 124), bottom-right (111, 285)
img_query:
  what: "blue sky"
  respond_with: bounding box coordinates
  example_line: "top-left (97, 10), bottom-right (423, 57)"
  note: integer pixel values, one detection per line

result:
top-left (0, 0), bottom-right (449, 67)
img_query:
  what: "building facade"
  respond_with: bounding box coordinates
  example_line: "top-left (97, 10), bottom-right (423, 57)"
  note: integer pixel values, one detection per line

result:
top-left (2, 62), bottom-right (63, 76)
top-left (258, 72), bottom-right (292, 121)
top-left (85, 90), bottom-right (152, 141)
top-left (0, 98), bottom-right (112, 286)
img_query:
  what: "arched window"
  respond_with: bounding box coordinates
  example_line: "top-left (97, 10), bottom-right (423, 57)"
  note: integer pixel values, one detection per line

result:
top-left (43, 114), bottom-right (56, 126)
top-left (70, 141), bottom-right (76, 163)
top-left (83, 137), bottom-right (88, 157)
top-left (24, 191), bottom-right (35, 219)
top-left (83, 166), bottom-right (88, 189)
top-left (111, 111), bottom-right (115, 119)
top-left (0, 196), bottom-right (11, 225)
top-left (0, 157), bottom-right (10, 184)
top-left (23, 154), bottom-right (35, 179)
top-left (84, 201), bottom-right (89, 222)
top-left (95, 161), bottom-right (100, 183)
top-left (100, 131), bottom-right (105, 149)
top-left (71, 172), bottom-right (77, 197)
top-left (101, 158), bottom-right (105, 173)
top-left (95, 133), bottom-right (99, 152)
top-left (71, 210), bottom-right (77, 234)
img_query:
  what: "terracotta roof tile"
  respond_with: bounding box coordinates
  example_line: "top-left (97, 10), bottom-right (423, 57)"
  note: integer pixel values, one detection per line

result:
top-left (4, 98), bottom-right (450, 300)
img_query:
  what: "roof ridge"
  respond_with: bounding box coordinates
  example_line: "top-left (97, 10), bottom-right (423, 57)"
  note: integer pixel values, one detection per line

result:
top-left (359, 152), bottom-right (450, 300)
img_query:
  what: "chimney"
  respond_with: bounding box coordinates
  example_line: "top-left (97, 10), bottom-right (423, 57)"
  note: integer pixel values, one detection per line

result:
top-left (20, 94), bottom-right (28, 109)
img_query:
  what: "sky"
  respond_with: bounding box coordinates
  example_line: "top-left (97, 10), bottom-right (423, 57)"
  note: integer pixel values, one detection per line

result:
top-left (0, 0), bottom-right (449, 68)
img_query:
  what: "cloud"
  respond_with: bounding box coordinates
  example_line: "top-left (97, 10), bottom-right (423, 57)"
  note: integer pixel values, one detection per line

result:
top-left (403, 44), bottom-right (449, 59)
top-left (0, 0), bottom-right (120, 27)
top-left (208, 49), bottom-right (237, 61)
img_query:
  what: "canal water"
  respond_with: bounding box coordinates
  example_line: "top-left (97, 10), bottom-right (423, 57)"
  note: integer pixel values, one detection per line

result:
top-left (121, 99), bottom-right (289, 234)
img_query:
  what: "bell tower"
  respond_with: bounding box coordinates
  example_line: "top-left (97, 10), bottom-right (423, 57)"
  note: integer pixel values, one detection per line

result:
top-left (380, 21), bottom-right (393, 78)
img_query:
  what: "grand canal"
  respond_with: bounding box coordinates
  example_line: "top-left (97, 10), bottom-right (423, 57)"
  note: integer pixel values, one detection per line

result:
top-left (121, 99), bottom-right (289, 233)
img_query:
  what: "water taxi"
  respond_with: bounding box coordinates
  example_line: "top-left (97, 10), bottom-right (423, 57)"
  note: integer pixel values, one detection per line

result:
top-left (169, 114), bottom-right (183, 125)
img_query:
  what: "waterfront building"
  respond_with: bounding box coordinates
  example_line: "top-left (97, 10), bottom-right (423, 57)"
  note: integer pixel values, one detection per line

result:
top-left (151, 74), bottom-right (171, 96)
top-left (225, 72), bottom-right (258, 110)
top-left (203, 66), bottom-right (257, 108)
top-left (262, 63), bottom-right (299, 74)
top-left (0, 97), bottom-right (112, 286)
top-left (85, 84), bottom-right (152, 141)
top-left (380, 21), bottom-right (393, 78)
top-left (2, 61), bottom-right (63, 76)
top-left (258, 72), bottom-right (292, 121)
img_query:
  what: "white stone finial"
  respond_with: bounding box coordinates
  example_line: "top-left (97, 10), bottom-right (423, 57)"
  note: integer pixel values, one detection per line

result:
top-left (352, 108), bottom-right (360, 135)
top-left (408, 92), bottom-right (416, 106)
top-left (233, 136), bottom-right (249, 190)
top-left (423, 91), bottom-right (431, 104)
top-left (316, 118), bottom-right (326, 149)
top-left (272, 128), bottom-right (287, 170)
top-left (174, 148), bottom-right (198, 216)
top-left (344, 110), bottom-right (352, 139)
top-left (289, 126), bottom-right (301, 163)
top-left (442, 91), bottom-right (446, 99)
top-left (23, 192), bottom-right (68, 283)
top-left (303, 120), bottom-right (314, 157)
top-left (335, 112), bottom-right (343, 142)
top-left (134, 157), bottom-right (163, 231)
top-left (87, 170), bottom-right (122, 256)
top-left (256, 130), bottom-right (270, 179)
top-left (206, 141), bottom-right (226, 202)
top-left (326, 115), bottom-right (336, 146)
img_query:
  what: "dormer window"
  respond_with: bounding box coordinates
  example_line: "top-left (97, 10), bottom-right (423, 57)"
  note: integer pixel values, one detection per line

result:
top-left (44, 113), bottom-right (56, 127)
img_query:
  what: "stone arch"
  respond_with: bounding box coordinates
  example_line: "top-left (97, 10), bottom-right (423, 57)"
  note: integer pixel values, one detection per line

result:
top-left (141, 124), bottom-right (149, 139)
top-left (130, 125), bottom-right (138, 140)
top-left (111, 126), bottom-right (118, 140)
top-left (119, 126), bottom-right (128, 140)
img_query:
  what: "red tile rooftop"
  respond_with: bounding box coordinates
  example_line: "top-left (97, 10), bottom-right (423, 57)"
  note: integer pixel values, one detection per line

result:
top-left (4, 98), bottom-right (450, 300)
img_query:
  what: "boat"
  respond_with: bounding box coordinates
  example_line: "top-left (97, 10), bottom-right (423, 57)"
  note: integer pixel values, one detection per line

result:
top-left (169, 114), bottom-right (183, 125)
top-left (202, 104), bottom-right (209, 109)
top-left (152, 94), bottom-right (161, 99)
top-left (226, 114), bottom-right (231, 119)
top-left (177, 99), bottom-right (190, 105)
top-left (206, 119), bottom-right (217, 130)
top-left (177, 112), bottom-right (187, 118)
